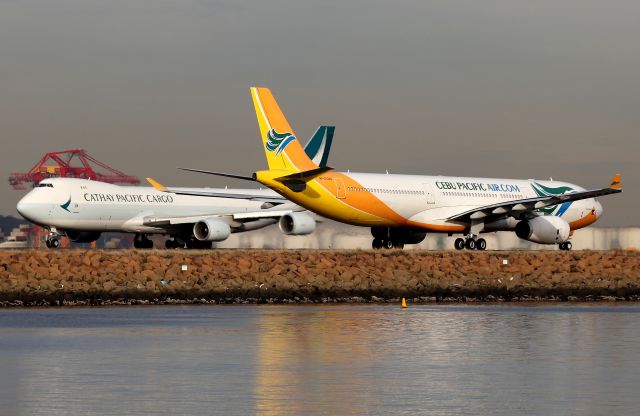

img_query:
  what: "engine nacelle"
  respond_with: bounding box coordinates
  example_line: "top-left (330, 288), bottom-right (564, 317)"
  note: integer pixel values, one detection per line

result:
top-left (371, 227), bottom-right (427, 244)
top-left (193, 219), bottom-right (231, 242)
top-left (65, 230), bottom-right (102, 243)
top-left (515, 216), bottom-right (570, 244)
top-left (278, 213), bottom-right (316, 235)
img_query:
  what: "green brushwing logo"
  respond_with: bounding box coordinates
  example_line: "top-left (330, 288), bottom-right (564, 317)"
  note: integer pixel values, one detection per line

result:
top-left (531, 182), bottom-right (575, 216)
top-left (265, 129), bottom-right (296, 155)
top-left (60, 195), bottom-right (78, 214)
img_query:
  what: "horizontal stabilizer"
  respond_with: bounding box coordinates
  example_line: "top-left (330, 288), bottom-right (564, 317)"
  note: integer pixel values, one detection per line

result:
top-left (178, 167), bottom-right (256, 181)
top-left (274, 166), bottom-right (334, 182)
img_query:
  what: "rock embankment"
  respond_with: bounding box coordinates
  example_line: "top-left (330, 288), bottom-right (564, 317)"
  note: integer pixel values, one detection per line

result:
top-left (0, 250), bottom-right (639, 306)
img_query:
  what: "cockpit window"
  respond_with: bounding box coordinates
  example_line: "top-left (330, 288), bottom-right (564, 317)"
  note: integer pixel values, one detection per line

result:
top-left (37, 183), bottom-right (54, 188)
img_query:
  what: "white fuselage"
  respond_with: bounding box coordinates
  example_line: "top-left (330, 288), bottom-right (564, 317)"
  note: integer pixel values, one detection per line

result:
top-left (269, 171), bottom-right (603, 232)
top-left (350, 173), bottom-right (600, 229)
top-left (16, 178), bottom-right (278, 233)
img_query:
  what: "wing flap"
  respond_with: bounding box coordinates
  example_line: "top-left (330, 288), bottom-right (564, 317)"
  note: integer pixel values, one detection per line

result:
top-left (142, 208), bottom-right (296, 227)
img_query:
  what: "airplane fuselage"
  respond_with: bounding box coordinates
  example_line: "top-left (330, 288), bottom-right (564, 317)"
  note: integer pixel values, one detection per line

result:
top-left (17, 178), bottom-right (277, 234)
top-left (257, 171), bottom-right (603, 233)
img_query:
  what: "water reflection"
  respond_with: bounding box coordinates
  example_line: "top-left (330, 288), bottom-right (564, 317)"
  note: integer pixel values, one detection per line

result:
top-left (0, 305), bottom-right (639, 415)
top-left (255, 309), bottom-right (388, 415)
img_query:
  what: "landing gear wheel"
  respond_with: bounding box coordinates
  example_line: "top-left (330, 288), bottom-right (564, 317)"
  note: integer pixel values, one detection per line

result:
top-left (559, 241), bottom-right (572, 251)
top-left (49, 238), bottom-right (60, 249)
top-left (465, 239), bottom-right (476, 250)
top-left (165, 239), bottom-right (177, 249)
top-left (393, 242), bottom-right (405, 249)
top-left (372, 238), bottom-right (383, 249)
top-left (46, 239), bottom-right (51, 248)
top-left (476, 238), bottom-right (486, 251)
top-left (454, 238), bottom-right (465, 250)
top-left (134, 234), bottom-right (153, 249)
top-left (384, 240), bottom-right (394, 249)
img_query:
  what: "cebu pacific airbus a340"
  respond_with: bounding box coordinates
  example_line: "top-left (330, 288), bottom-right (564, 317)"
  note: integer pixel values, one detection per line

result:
top-left (183, 87), bottom-right (622, 251)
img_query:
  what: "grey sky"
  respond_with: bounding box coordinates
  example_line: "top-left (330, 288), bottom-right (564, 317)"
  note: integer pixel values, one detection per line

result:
top-left (1, 0), bottom-right (638, 226)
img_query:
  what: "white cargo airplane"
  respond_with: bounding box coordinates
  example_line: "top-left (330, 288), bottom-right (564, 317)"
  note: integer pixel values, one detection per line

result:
top-left (180, 87), bottom-right (623, 251)
top-left (16, 126), bottom-right (334, 249)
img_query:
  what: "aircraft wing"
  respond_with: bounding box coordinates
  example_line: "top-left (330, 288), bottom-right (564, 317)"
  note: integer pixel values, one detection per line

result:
top-left (146, 178), bottom-right (287, 203)
top-left (447, 174), bottom-right (622, 222)
top-left (142, 209), bottom-right (294, 227)
top-left (142, 206), bottom-right (303, 227)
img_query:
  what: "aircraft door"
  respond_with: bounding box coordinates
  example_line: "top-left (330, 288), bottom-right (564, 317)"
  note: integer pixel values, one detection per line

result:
top-left (333, 178), bottom-right (347, 199)
top-left (422, 183), bottom-right (436, 204)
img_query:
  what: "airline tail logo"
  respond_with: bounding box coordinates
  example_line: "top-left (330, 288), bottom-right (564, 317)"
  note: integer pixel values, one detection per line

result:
top-left (266, 129), bottom-right (296, 156)
top-left (251, 86), bottom-right (318, 172)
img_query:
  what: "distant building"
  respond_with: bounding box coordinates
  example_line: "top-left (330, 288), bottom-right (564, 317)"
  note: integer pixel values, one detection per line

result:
top-left (0, 224), bottom-right (30, 248)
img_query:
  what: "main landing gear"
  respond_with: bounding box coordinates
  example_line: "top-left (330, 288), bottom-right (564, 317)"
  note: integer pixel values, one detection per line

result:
top-left (372, 238), bottom-right (404, 250)
top-left (185, 238), bottom-right (212, 250)
top-left (133, 233), bottom-right (154, 249)
top-left (559, 241), bottom-right (572, 251)
top-left (165, 238), bottom-right (181, 249)
top-left (454, 236), bottom-right (487, 251)
top-left (164, 236), bottom-right (213, 250)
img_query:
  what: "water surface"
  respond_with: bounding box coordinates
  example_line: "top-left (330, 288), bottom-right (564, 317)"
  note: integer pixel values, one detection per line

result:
top-left (1, 304), bottom-right (639, 415)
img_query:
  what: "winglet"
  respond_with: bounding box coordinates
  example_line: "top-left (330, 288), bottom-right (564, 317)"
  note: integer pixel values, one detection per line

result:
top-left (146, 177), bottom-right (167, 191)
top-left (610, 173), bottom-right (622, 190)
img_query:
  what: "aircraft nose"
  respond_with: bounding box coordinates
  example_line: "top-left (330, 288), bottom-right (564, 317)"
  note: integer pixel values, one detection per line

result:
top-left (16, 194), bottom-right (39, 222)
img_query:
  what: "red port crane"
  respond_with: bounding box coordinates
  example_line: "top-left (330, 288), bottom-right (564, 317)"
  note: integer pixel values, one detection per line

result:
top-left (8, 149), bottom-right (140, 190)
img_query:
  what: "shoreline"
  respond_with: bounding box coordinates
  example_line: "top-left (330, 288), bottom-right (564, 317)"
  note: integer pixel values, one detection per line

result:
top-left (1, 249), bottom-right (639, 307)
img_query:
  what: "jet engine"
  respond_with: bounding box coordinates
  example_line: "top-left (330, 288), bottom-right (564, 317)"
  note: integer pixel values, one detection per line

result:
top-left (193, 219), bottom-right (231, 242)
top-left (278, 213), bottom-right (316, 235)
top-left (515, 216), bottom-right (570, 244)
top-left (65, 230), bottom-right (102, 243)
top-left (371, 227), bottom-right (427, 244)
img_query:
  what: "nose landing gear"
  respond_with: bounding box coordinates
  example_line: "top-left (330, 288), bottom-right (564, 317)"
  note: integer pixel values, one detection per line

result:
top-left (45, 237), bottom-right (60, 248)
top-left (44, 227), bottom-right (61, 249)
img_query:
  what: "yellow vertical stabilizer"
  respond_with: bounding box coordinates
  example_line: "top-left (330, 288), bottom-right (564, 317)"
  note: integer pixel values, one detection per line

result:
top-left (251, 87), bottom-right (318, 173)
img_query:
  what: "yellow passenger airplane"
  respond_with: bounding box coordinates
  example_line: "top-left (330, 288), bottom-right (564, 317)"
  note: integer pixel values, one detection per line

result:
top-left (183, 87), bottom-right (622, 250)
